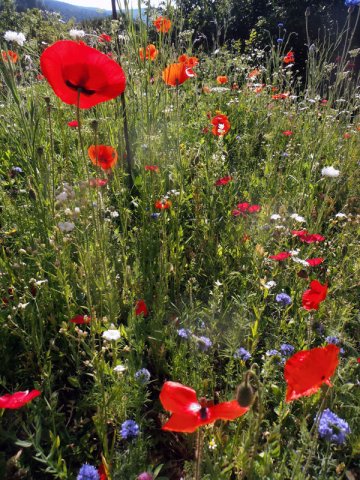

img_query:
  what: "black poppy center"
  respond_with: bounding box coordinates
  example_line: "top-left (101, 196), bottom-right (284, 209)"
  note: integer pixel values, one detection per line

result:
top-left (199, 407), bottom-right (208, 420)
top-left (65, 80), bottom-right (96, 96)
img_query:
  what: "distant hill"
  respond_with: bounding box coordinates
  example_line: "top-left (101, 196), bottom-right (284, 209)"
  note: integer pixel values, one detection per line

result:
top-left (42, 0), bottom-right (111, 21)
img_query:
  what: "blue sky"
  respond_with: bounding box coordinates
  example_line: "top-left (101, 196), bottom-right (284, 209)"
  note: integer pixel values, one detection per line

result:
top-left (58, 0), bottom-right (161, 8)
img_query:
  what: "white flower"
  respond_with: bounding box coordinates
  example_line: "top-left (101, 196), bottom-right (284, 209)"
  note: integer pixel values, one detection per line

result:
top-left (209, 438), bottom-right (217, 450)
top-left (102, 329), bottom-right (121, 341)
top-left (110, 211), bottom-right (119, 218)
top-left (335, 212), bottom-right (347, 219)
top-left (290, 213), bottom-right (306, 223)
top-left (69, 29), bottom-right (86, 39)
top-left (270, 214), bottom-right (281, 220)
top-left (4, 31), bottom-right (26, 46)
top-left (321, 166), bottom-right (340, 178)
top-left (264, 280), bottom-right (276, 289)
top-left (292, 257), bottom-right (309, 267)
top-left (56, 191), bottom-right (68, 203)
top-left (289, 249), bottom-right (300, 256)
top-left (58, 221), bottom-right (75, 233)
top-left (114, 364), bottom-right (127, 373)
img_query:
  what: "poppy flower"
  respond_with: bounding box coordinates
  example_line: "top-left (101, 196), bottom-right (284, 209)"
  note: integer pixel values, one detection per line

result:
top-left (343, 133), bottom-right (351, 139)
top-left (88, 145), bottom-right (118, 170)
top-left (299, 233), bottom-right (325, 243)
top-left (67, 120), bottom-right (78, 128)
top-left (162, 63), bottom-right (195, 87)
top-left (0, 390), bottom-right (40, 409)
top-left (211, 114), bottom-right (230, 136)
top-left (89, 178), bottom-right (108, 187)
top-left (248, 205), bottom-right (261, 213)
top-left (99, 33), bottom-right (111, 42)
top-left (36, 73), bottom-right (45, 81)
top-left (1, 50), bottom-right (18, 63)
top-left (237, 202), bottom-right (251, 212)
top-left (145, 165), bottom-right (159, 172)
top-left (283, 130), bottom-right (293, 136)
top-left (215, 176), bottom-right (232, 186)
top-left (155, 199), bottom-right (172, 209)
top-left (40, 40), bottom-right (126, 109)
top-left (139, 44), bottom-right (158, 61)
top-left (291, 229), bottom-right (308, 237)
top-left (135, 299), bottom-right (148, 317)
top-left (98, 463), bottom-right (108, 480)
top-left (302, 280), bottom-right (328, 310)
top-left (69, 314), bottom-right (91, 324)
top-left (306, 258), bottom-right (324, 266)
top-left (284, 344), bottom-right (339, 402)
top-left (216, 75), bottom-right (228, 84)
top-left (153, 17), bottom-right (172, 33)
top-left (248, 68), bottom-right (260, 78)
top-left (272, 92), bottom-right (289, 100)
top-left (283, 51), bottom-right (295, 64)
top-left (159, 381), bottom-right (248, 433)
top-left (269, 252), bottom-right (292, 261)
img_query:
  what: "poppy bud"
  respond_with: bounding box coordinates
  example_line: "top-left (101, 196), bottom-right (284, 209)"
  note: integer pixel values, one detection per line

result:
top-left (91, 119), bottom-right (99, 131)
top-left (236, 372), bottom-right (256, 408)
top-left (305, 7), bottom-right (311, 16)
top-left (37, 146), bottom-right (44, 157)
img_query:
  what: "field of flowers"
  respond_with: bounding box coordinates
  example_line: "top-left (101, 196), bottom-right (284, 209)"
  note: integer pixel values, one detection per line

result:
top-left (0, 2), bottom-right (359, 479)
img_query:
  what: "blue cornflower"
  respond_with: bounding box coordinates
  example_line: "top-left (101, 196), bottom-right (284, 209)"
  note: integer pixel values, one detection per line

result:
top-left (177, 328), bottom-right (192, 339)
top-left (345, 0), bottom-right (360, 6)
top-left (120, 419), bottom-right (140, 440)
top-left (266, 349), bottom-right (280, 357)
top-left (151, 213), bottom-right (161, 220)
top-left (135, 368), bottom-right (151, 383)
top-left (280, 343), bottom-right (295, 356)
top-left (277, 38), bottom-right (284, 43)
top-left (197, 336), bottom-right (212, 351)
top-left (11, 166), bottom-right (23, 173)
top-left (318, 409), bottom-right (351, 444)
top-left (278, 23), bottom-right (284, 27)
top-left (326, 336), bottom-right (340, 345)
top-left (275, 293), bottom-right (292, 306)
top-left (234, 347), bottom-right (251, 361)
top-left (195, 318), bottom-right (206, 329)
top-left (77, 464), bottom-right (100, 480)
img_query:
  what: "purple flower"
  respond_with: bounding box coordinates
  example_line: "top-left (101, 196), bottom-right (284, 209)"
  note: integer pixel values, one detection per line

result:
top-left (280, 343), bottom-right (295, 356)
top-left (345, 0), bottom-right (360, 6)
top-left (278, 23), bottom-right (284, 27)
top-left (275, 293), bottom-right (292, 306)
top-left (137, 473), bottom-right (153, 480)
top-left (177, 328), bottom-right (192, 339)
top-left (277, 38), bottom-right (284, 43)
top-left (135, 368), bottom-right (151, 383)
top-left (266, 349), bottom-right (280, 357)
top-left (77, 464), bottom-right (100, 480)
top-left (326, 336), bottom-right (340, 345)
top-left (151, 213), bottom-right (160, 220)
top-left (197, 336), bottom-right (212, 351)
top-left (120, 420), bottom-right (140, 440)
top-left (318, 409), bottom-right (350, 444)
top-left (234, 347), bottom-right (251, 361)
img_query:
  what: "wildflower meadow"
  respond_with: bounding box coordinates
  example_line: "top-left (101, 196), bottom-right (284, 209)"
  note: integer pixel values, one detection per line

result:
top-left (0, 0), bottom-right (359, 478)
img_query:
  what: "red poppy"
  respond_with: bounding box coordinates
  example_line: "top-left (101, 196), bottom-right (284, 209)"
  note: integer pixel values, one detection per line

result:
top-left (215, 176), bottom-right (232, 186)
top-left (40, 40), bottom-right (126, 109)
top-left (139, 44), bottom-right (158, 61)
top-left (299, 233), bottom-right (325, 244)
top-left (284, 344), bottom-right (339, 402)
top-left (155, 199), bottom-right (172, 210)
top-left (343, 133), bottom-right (351, 139)
top-left (89, 178), bottom-right (108, 187)
top-left (269, 252), bottom-right (291, 261)
top-left (272, 93), bottom-right (289, 100)
top-left (283, 51), bottom-right (295, 64)
top-left (0, 390), bottom-right (40, 409)
top-left (162, 63), bottom-right (195, 87)
top-left (36, 73), bottom-right (45, 81)
top-left (69, 314), bottom-right (91, 324)
top-left (216, 75), bottom-right (228, 84)
top-left (159, 381), bottom-right (248, 433)
top-left (135, 299), bottom-right (148, 317)
top-left (211, 114), bottom-right (230, 136)
top-left (153, 17), bottom-right (172, 33)
top-left (248, 68), bottom-right (260, 78)
top-left (186, 56), bottom-right (199, 67)
top-left (1, 50), bottom-right (18, 63)
top-left (302, 280), bottom-right (328, 311)
top-left (248, 205), bottom-right (261, 213)
top-left (98, 463), bottom-right (108, 480)
top-left (88, 145), bottom-right (118, 170)
top-left (67, 120), bottom-right (78, 128)
top-left (306, 258), bottom-right (324, 266)
top-left (99, 33), bottom-right (111, 42)
top-left (291, 229), bottom-right (308, 237)
top-left (283, 130), bottom-right (293, 136)
top-left (145, 165), bottom-right (160, 172)
top-left (237, 202), bottom-right (251, 212)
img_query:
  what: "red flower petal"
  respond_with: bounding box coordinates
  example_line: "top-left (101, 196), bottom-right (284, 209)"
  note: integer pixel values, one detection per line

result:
top-left (67, 120), bottom-right (78, 128)
top-left (69, 314), bottom-right (91, 324)
top-left (299, 234), bottom-right (325, 243)
top-left (285, 344), bottom-right (339, 402)
top-left (88, 145), bottom-right (118, 170)
top-left (0, 390), bottom-right (41, 409)
top-left (237, 202), bottom-right (250, 212)
top-left (211, 114), bottom-right (230, 136)
top-left (291, 230), bottom-right (308, 237)
top-left (215, 176), bottom-right (233, 186)
top-left (302, 280), bottom-right (328, 310)
top-left (162, 412), bottom-right (201, 432)
top-left (269, 252), bottom-right (292, 261)
top-left (248, 204), bottom-right (261, 213)
top-left (135, 299), bottom-right (148, 317)
top-left (159, 381), bottom-right (199, 415)
top-left (40, 40), bottom-right (126, 109)
top-left (306, 258), bottom-right (324, 266)
top-left (209, 400), bottom-right (248, 420)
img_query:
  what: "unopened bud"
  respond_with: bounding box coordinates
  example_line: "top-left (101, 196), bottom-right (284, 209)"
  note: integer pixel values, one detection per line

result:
top-left (305, 7), bottom-right (311, 17)
top-left (236, 381), bottom-right (255, 408)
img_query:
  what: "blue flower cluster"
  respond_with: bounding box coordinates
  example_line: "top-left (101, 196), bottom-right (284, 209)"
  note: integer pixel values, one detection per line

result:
top-left (135, 368), bottom-right (151, 383)
top-left (345, 0), bottom-right (360, 6)
top-left (275, 293), bottom-right (292, 306)
top-left (177, 328), bottom-right (192, 339)
top-left (77, 464), bottom-right (99, 480)
top-left (121, 419), bottom-right (140, 440)
top-left (318, 409), bottom-right (351, 444)
top-left (197, 336), bottom-right (212, 351)
top-left (234, 347), bottom-right (251, 361)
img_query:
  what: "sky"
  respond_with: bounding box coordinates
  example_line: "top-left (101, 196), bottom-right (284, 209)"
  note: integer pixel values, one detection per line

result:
top-left (57, 0), bottom-right (161, 9)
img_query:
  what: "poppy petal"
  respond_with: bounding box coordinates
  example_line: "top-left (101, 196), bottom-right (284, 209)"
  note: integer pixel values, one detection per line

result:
top-left (0, 390), bottom-right (41, 409)
top-left (162, 413), bottom-right (201, 433)
top-left (159, 381), bottom-right (199, 415)
top-left (209, 400), bottom-right (248, 420)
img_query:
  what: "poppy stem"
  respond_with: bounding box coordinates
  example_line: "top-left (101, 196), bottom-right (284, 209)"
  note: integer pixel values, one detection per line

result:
top-left (194, 427), bottom-right (203, 480)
